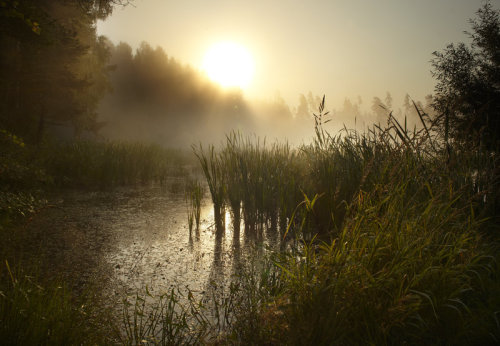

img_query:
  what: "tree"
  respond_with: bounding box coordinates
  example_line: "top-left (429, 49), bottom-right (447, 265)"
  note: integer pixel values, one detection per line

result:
top-left (371, 96), bottom-right (387, 125)
top-left (0, 0), bottom-right (125, 142)
top-left (431, 2), bottom-right (500, 151)
top-left (296, 93), bottom-right (309, 119)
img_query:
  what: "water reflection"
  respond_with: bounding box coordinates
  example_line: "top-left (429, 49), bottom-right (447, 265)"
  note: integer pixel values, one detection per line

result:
top-left (25, 183), bottom-right (281, 312)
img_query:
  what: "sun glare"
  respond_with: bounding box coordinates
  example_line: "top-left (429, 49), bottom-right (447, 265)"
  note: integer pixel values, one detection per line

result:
top-left (202, 41), bottom-right (255, 89)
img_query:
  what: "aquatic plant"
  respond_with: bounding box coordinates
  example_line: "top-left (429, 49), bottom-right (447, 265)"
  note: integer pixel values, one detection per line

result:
top-left (185, 178), bottom-right (204, 236)
top-left (41, 140), bottom-right (188, 187)
top-left (193, 144), bottom-right (226, 232)
top-left (185, 100), bottom-right (500, 344)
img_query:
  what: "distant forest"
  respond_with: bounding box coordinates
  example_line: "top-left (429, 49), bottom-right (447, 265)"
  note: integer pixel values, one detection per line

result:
top-left (1, 0), bottom-right (435, 147)
top-left (98, 40), bottom-right (254, 145)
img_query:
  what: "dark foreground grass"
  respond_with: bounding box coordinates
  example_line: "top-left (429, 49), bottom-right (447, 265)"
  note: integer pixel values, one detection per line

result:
top-left (0, 261), bottom-right (114, 345)
top-left (265, 169), bottom-right (500, 344)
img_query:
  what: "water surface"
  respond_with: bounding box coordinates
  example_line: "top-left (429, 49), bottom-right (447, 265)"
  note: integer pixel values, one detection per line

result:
top-left (25, 181), bottom-right (279, 308)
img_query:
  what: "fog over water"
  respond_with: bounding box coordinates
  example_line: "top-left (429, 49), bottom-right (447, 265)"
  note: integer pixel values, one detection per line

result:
top-left (96, 39), bottom-right (433, 148)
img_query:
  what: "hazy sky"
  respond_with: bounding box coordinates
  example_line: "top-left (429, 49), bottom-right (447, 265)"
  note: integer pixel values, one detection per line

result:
top-left (97, 0), bottom-right (494, 111)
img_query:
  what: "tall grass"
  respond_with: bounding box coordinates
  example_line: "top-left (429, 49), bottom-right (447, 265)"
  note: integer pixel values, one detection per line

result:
top-left (193, 144), bottom-right (226, 232)
top-left (0, 261), bottom-right (113, 345)
top-left (264, 148), bottom-right (499, 344)
top-left (41, 141), bottom-right (187, 187)
top-left (187, 100), bottom-right (500, 344)
top-left (194, 132), bottom-right (302, 237)
top-left (185, 178), bottom-right (204, 236)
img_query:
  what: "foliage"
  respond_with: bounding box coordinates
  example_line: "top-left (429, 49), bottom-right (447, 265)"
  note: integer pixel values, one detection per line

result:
top-left (0, 129), bottom-right (49, 228)
top-left (431, 2), bottom-right (500, 151)
top-left (0, 129), bottom-right (51, 187)
top-left (0, 261), bottom-right (112, 345)
top-left (265, 149), bottom-right (499, 344)
top-left (0, 191), bottom-right (46, 230)
top-left (0, 0), bottom-right (117, 142)
top-left (0, 0), bottom-right (41, 34)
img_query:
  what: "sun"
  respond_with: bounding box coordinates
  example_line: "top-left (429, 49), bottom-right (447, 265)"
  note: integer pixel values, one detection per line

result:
top-left (202, 41), bottom-right (255, 89)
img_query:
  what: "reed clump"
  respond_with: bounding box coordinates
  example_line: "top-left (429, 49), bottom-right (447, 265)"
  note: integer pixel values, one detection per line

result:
top-left (193, 144), bottom-right (226, 232)
top-left (40, 140), bottom-right (188, 187)
top-left (189, 98), bottom-right (499, 344)
top-left (185, 178), bottom-right (204, 236)
top-left (195, 132), bottom-right (303, 237)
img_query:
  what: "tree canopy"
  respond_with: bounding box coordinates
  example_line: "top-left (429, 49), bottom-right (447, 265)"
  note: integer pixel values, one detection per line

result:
top-left (0, 0), bottom-right (123, 142)
top-left (431, 2), bottom-right (500, 151)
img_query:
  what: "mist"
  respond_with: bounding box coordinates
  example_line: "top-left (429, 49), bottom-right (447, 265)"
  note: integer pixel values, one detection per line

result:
top-left (95, 40), bottom-right (432, 149)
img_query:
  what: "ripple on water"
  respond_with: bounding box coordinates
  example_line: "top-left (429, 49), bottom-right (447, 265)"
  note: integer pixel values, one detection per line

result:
top-left (27, 182), bottom-right (280, 311)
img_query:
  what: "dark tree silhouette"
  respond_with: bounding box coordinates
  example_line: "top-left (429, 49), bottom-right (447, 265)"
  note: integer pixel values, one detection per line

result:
top-left (0, 0), bottom-right (125, 142)
top-left (431, 2), bottom-right (500, 151)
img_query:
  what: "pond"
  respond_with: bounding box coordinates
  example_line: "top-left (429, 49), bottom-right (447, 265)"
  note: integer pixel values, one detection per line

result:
top-left (23, 179), bottom-right (281, 312)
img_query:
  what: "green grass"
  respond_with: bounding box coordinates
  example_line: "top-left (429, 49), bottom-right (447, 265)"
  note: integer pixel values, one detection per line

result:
top-left (187, 103), bottom-right (500, 344)
top-left (185, 178), bottom-right (204, 236)
top-left (0, 261), bottom-right (114, 345)
top-left (40, 140), bottom-right (189, 187)
top-left (264, 159), bottom-right (499, 344)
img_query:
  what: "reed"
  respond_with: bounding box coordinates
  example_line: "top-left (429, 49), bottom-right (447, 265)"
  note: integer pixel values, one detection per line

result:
top-left (185, 178), bottom-right (204, 236)
top-left (0, 261), bottom-right (113, 345)
top-left (193, 144), bottom-right (226, 232)
top-left (186, 100), bottom-right (499, 343)
top-left (40, 140), bottom-right (188, 187)
top-left (221, 132), bottom-right (243, 231)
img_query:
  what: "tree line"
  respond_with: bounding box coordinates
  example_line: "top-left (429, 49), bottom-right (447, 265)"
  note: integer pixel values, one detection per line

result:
top-left (98, 40), bottom-right (253, 144)
top-left (1, 1), bottom-right (498, 151)
top-left (0, 0), bottom-right (122, 142)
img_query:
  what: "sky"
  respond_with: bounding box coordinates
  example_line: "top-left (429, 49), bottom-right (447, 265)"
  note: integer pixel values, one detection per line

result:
top-left (97, 0), bottom-right (495, 112)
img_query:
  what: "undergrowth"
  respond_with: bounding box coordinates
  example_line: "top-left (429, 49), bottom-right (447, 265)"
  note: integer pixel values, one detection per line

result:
top-left (0, 261), bottom-right (114, 345)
